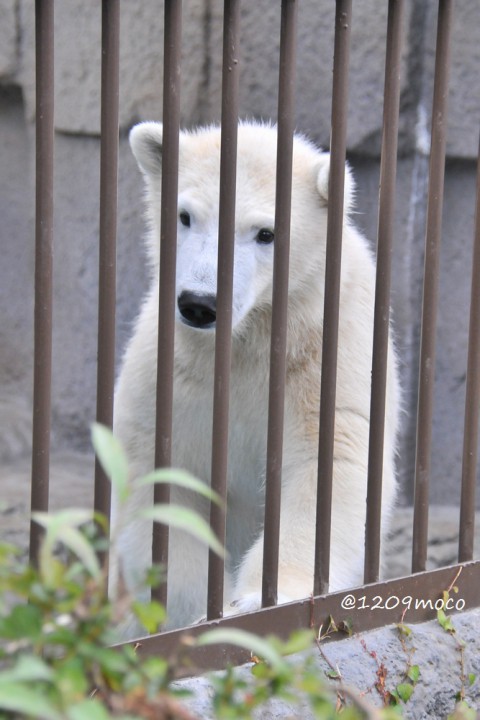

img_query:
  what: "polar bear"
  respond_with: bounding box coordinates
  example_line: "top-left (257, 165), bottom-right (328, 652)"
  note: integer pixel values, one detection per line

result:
top-left (112, 121), bottom-right (400, 631)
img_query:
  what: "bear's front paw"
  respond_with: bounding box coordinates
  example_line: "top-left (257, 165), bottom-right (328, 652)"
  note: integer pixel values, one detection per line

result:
top-left (228, 592), bottom-right (262, 615)
top-left (224, 591), bottom-right (293, 617)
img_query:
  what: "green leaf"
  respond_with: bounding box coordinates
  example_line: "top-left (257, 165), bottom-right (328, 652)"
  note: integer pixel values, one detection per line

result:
top-left (324, 615), bottom-right (338, 634)
top-left (92, 511), bottom-right (110, 538)
top-left (437, 608), bottom-right (455, 633)
top-left (468, 673), bottom-right (476, 686)
top-left (196, 628), bottom-right (288, 673)
top-left (57, 525), bottom-right (101, 579)
top-left (141, 656), bottom-right (169, 682)
top-left (91, 423), bottom-right (129, 502)
top-left (132, 600), bottom-right (166, 634)
top-left (448, 701), bottom-right (478, 720)
top-left (396, 623), bottom-right (412, 637)
top-left (144, 564), bottom-right (166, 590)
top-left (338, 618), bottom-right (353, 636)
top-left (137, 468), bottom-right (222, 506)
top-left (382, 708), bottom-right (405, 719)
top-left (33, 511), bottom-right (101, 581)
top-left (67, 698), bottom-right (112, 720)
top-left (55, 656), bottom-right (89, 699)
top-left (407, 664), bottom-right (420, 683)
top-left (141, 504), bottom-right (225, 558)
top-left (0, 542), bottom-right (21, 561)
top-left (396, 683), bottom-right (414, 703)
top-left (77, 644), bottom-right (131, 675)
top-left (437, 608), bottom-right (447, 626)
top-left (0, 603), bottom-right (43, 641)
top-left (388, 688), bottom-right (400, 705)
top-left (0, 683), bottom-right (61, 719)
top-left (279, 629), bottom-right (315, 656)
top-left (0, 655), bottom-right (53, 684)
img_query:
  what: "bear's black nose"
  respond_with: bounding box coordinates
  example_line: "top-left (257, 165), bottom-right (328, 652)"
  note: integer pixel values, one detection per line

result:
top-left (178, 291), bottom-right (217, 328)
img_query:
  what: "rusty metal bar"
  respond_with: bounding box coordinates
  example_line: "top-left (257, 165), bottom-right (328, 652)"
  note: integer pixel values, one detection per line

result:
top-left (412, 0), bottom-right (454, 574)
top-left (207, 0), bottom-right (241, 621)
top-left (314, 0), bottom-right (352, 597)
top-left (94, 0), bottom-right (120, 544)
top-left (29, 0), bottom-right (55, 566)
top-left (364, 0), bottom-right (405, 584)
top-left (261, 0), bottom-right (298, 609)
top-left (458, 135), bottom-right (480, 563)
top-left (152, 0), bottom-right (183, 604)
top-left (128, 561), bottom-right (480, 676)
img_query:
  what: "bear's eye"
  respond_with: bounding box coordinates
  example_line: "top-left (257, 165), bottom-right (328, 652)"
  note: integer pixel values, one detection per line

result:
top-left (179, 210), bottom-right (191, 228)
top-left (256, 228), bottom-right (274, 244)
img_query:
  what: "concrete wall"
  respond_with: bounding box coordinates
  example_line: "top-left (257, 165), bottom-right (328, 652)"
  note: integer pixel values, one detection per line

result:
top-left (0, 0), bottom-right (479, 507)
top-left (178, 608), bottom-right (480, 719)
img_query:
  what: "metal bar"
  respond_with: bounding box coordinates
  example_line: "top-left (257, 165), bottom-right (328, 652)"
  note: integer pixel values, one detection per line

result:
top-left (261, 0), bottom-right (298, 609)
top-left (94, 0), bottom-right (120, 552)
top-left (29, 0), bottom-right (55, 566)
top-left (412, 0), bottom-right (454, 574)
top-left (207, 0), bottom-right (241, 621)
top-left (458, 135), bottom-right (480, 563)
top-left (364, 0), bottom-right (405, 584)
top-left (314, 0), bottom-right (352, 597)
top-left (152, 0), bottom-right (183, 604)
top-left (125, 560), bottom-right (480, 676)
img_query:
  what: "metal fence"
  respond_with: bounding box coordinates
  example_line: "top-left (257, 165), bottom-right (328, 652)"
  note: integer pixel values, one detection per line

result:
top-left (28, 0), bottom-right (480, 672)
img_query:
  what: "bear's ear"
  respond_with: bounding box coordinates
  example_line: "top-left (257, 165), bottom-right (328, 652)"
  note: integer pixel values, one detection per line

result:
top-left (129, 122), bottom-right (164, 177)
top-left (315, 153), bottom-right (355, 213)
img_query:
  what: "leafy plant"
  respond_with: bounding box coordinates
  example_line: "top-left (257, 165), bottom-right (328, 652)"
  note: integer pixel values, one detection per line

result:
top-left (436, 580), bottom-right (477, 714)
top-left (387, 623), bottom-right (420, 707)
top-left (0, 424), bottom-right (224, 719)
top-left (0, 425), bottom-right (410, 718)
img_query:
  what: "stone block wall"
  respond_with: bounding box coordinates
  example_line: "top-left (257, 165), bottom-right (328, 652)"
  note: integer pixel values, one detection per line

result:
top-left (0, 0), bottom-right (479, 506)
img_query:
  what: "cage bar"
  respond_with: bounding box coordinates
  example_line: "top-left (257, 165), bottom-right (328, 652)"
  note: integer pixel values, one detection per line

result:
top-left (261, 0), bottom-right (298, 609)
top-left (93, 0), bottom-right (120, 541)
top-left (364, 0), bottom-right (405, 584)
top-left (29, 0), bottom-right (55, 566)
top-left (458, 136), bottom-right (480, 563)
top-left (152, 0), bottom-right (183, 604)
top-left (412, 0), bottom-right (454, 574)
top-left (314, 0), bottom-right (352, 597)
top-left (207, 0), bottom-right (241, 621)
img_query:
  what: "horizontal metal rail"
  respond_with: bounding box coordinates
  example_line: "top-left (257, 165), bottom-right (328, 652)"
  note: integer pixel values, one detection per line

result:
top-left (124, 561), bottom-right (480, 676)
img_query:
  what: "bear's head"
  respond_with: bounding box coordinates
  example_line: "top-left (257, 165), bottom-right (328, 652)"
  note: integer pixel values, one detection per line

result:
top-left (129, 121), bottom-right (355, 333)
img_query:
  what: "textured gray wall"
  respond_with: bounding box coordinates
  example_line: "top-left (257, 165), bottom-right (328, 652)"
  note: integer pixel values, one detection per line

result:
top-left (0, 0), bottom-right (479, 507)
top-left (177, 608), bottom-right (480, 719)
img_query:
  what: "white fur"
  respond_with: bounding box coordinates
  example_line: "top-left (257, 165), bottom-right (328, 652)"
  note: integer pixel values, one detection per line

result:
top-left (112, 121), bottom-right (400, 632)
